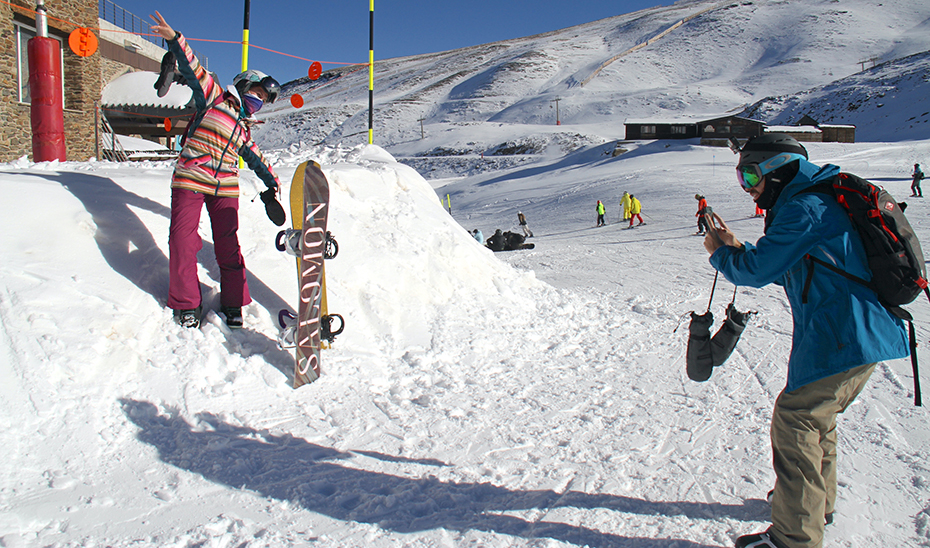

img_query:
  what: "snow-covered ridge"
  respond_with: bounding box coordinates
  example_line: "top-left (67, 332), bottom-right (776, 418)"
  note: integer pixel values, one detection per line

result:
top-left (255, 0), bottom-right (930, 154)
top-left (740, 49), bottom-right (930, 142)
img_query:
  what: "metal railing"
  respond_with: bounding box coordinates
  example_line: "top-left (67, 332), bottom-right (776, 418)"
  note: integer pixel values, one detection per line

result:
top-left (96, 104), bottom-right (129, 162)
top-left (98, 0), bottom-right (208, 68)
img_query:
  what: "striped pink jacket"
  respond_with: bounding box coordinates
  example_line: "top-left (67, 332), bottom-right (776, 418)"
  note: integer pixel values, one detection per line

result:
top-left (169, 33), bottom-right (279, 198)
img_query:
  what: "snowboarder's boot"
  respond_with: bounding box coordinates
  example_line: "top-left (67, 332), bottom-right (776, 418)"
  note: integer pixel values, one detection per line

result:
top-left (175, 305), bottom-right (203, 328)
top-left (735, 531), bottom-right (787, 548)
top-left (221, 306), bottom-right (243, 329)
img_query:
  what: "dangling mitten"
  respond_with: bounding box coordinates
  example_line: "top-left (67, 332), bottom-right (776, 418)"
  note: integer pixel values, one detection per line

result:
top-left (710, 303), bottom-right (751, 367)
top-left (686, 310), bottom-right (714, 382)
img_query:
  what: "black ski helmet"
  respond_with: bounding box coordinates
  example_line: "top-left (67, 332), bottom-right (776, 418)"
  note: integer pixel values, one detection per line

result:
top-left (738, 133), bottom-right (808, 209)
top-left (737, 133), bottom-right (808, 168)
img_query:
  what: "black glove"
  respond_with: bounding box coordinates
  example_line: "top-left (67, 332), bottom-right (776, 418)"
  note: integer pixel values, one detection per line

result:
top-left (686, 310), bottom-right (714, 382)
top-left (260, 188), bottom-right (286, 226)
top-left (710, 303), bottom-right (751, 367)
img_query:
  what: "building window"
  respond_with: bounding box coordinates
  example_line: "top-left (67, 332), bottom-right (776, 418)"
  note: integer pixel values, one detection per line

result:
top-left (671, 126), bottom-right (687, 134)
top-left (642, 125), bottom-right (656, 135)
top-left (16, 23), bottom-right (64, 104)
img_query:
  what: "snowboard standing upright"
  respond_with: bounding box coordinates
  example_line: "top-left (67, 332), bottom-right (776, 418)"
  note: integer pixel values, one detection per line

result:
top-left (286, 160), bottom-right (330, 388)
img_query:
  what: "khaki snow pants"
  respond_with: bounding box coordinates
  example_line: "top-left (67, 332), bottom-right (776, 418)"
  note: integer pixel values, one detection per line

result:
top-left (768, 362), bottom-right (876, 548)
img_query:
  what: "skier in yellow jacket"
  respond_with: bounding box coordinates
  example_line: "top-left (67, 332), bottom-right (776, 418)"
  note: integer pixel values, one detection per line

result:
top-left (628, 195), bottom-right (644, 227)
top-left (621, 191), bottom-right (632, 221)
top-left (596, 200), bottom-right (606, 226)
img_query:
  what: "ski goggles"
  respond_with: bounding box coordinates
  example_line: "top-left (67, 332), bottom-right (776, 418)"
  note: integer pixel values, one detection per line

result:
top-left (255, 75), bottom-right (280, 103)
top-left (736, 152), bottom-right (807, 190)
top-left (239, 73), bottom-right (281, 103)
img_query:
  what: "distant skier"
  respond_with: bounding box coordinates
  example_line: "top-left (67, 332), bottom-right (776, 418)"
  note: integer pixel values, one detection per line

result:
top-left (911, 163), bottom-right (924, 197)
top-left (472, 229), bottom-right (483, 243)
top-left (517, 211), bottom-right (533, 237)
top-left (695, 194), bottom-right (708, 235)
top-left (596, 200), bottom-right (606, 227)
top-left (754, 203), bottom-right (765, 218)
top-left (628, 194), bottom-right (644, 227)
top-left (621, 191), bottom-right (632, 222)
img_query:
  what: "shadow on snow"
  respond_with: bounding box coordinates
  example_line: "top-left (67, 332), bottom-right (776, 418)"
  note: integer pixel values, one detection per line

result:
top-left (122, 398), bottom-right (766, 548)
top-left (23, 172), bottom-right (295, 380)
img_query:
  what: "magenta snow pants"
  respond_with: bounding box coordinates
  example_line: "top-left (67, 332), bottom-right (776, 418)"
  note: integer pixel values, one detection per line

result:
top-left (168, 188), bottom-right (251, 310)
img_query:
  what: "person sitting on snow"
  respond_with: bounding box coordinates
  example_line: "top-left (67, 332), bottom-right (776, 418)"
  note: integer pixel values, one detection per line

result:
top-left (485, 229), bottom-right (505, 251)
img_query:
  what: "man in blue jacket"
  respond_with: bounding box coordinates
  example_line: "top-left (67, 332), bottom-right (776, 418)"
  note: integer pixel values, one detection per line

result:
top-left (703, 134), bottom-right (909, 548)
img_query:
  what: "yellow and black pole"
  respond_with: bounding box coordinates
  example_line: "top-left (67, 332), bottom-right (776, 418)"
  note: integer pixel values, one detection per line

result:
top-left (368, 0), bottom-right (374, 144)
top-left (241, 0), bottom-right (250, 72)
top-left (239, 0), bottom-right (250, 168)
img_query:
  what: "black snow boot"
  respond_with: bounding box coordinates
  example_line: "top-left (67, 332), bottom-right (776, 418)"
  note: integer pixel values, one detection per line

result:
top-left (735, 531), bottom-right (787, 548)
top-left (175, 305), bottom-right (203, 329)
top-left (221, 306), bottom-right (243, 328)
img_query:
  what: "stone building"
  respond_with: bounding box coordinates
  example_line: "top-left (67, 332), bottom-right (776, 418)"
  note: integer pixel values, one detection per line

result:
top-left (1, 1), bottom-right (180, 162)
top-left (1, 0), bottom-right (100, 161)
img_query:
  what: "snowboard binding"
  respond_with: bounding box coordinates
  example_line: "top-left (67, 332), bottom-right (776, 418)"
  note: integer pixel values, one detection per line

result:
top-left (276, 310), bottom-right (345, 348)
top-left (275, 229), bottom-right (339, 259)
top-left (324, 231), bottom-right (339, 259)
top-left (276, 310), bottom-right (298, 349)
top-left (275, 228), bottom-right (301, 257)
top-left (321, 313), bottom-right (344, 343)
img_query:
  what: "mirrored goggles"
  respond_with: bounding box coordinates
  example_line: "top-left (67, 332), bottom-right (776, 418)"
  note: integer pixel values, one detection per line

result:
top-left (736, 152), bottom-right (806, 190)
top-left (258, 76), bottom-right (280, 103)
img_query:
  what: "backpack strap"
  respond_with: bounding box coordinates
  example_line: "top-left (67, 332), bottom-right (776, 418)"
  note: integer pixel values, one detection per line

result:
top-left (889, 305), bottom-right (922, 407)
top-left (803, 255), bottom-right (923, 406)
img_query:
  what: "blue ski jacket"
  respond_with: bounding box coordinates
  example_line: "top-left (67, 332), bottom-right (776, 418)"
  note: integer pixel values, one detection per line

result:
top-left (710, 160), bottom-right (909, 392)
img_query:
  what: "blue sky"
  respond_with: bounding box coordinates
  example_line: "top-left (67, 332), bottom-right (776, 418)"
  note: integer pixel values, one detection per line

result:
top-left (105, 1), bottom-right (676, 85)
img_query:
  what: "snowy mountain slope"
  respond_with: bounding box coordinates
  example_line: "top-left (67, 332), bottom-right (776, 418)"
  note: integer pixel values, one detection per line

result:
top-left (741, 49), bottom-right (930, 141)
top-left (256, 0), bottom-right (930, 154)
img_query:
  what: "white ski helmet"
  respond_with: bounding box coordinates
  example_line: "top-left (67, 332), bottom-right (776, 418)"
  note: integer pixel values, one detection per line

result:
top-left (233, 69), bottom-right (281, 103)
